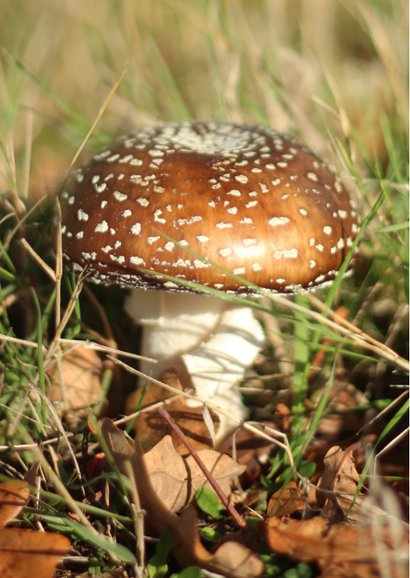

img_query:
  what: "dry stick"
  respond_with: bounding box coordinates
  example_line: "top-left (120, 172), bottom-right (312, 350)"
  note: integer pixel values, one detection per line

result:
top-left (157, 406), bottom-right (246, 529)
top-left (45, 271), bottom-right (86, 363)
top-left (22, 110), bottom-right (33, 202)
top-left (19, 237), bottom-right (56, 281)
top-left (54, 199), bottom-right (63, 332)
top-left (62, 65), bottom-right (128, 181)
top-left (307, 293), bottom-right (409, 371)
top-left (123, 460), bottom-right (146, 576)
top-left (0, 194), bottom-right (48, 261)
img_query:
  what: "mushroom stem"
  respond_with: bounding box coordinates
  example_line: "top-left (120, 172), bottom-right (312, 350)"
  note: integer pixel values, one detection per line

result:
top-left (125, 289), bottom-right (265, 441)
top-left (125, 290), bottom-right (227, 361)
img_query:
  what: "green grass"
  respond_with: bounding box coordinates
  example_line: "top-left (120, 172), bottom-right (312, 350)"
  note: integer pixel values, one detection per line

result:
top-left (0, 1), bottom-right (408, 576)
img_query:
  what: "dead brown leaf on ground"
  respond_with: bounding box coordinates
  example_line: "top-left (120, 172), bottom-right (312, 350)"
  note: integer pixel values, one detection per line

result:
top-left (126, 369), bottom-right (220, 453)
top-left (0, 480), bottom-right (71, 578)
top-left (186, 448), bottom-right (245, 497)
top-left (265, 515), bottom-right (408, 578)
top-left (267, 481), bottom-right (309, 517)
top-left (101, 418), bottom-right (264, 577)
top-left (144, 435), bottom-right (245, 512)
top-left (144, 435), bottom-right (189, 512)
top-left (264, 447), bottom-right (408, 578)
top-left (47, 344), bottom-right (104, 420)
top-left (0, 481), bottom-right (30, 528)
top-left (0, 528), bottom-right (71, 578)
top-left (316, 444), bottom-right (365, 522)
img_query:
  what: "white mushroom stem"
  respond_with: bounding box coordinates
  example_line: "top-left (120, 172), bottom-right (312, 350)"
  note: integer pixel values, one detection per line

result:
top-left (125, 289), bottom-right (265, 441)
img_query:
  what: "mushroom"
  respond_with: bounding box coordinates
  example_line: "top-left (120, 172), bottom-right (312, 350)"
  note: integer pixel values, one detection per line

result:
top-left (59, 121), bottom-right (358, 442)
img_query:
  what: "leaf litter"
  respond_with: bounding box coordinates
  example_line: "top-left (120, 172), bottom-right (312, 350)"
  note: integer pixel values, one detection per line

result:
top-left (144, 434), bottom-right (245, 513)
top-left (101, 418), bottom-right (264, 578)
top-left (0, 480), bottom-right (70, 578)
top-left (265, 445), bottom-right (408, 578)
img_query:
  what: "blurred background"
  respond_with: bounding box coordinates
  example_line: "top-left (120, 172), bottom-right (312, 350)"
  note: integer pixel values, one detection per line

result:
top-left (0, 0), bottom-right (407, 203)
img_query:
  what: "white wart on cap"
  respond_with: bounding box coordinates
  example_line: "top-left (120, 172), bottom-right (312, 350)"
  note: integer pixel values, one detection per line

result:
top-left (60, 122), bottom-right (358, 292)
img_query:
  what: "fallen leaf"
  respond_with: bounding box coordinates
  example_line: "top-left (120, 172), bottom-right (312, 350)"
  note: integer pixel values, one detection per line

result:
top-left (209, 539), bottom-right (265, 578)
top-left (48, 344), bottom-right (104, 419)
top-left (101, 418), bottom-right (188, 536)
top-left (144, 436), bottom-right (189, 512)
top-left (265, 516), bottom-right (408, 578)
top-left (265, 516), bottom-right (328, 561)
top-left (0, 528), bottom-right (71, 578)
top-left (267, 481), bottom-right (307, 517)
top-left (0, 480), bottom-right (71, 578)
top-left (101, 418), bottom-right (264, 577)
top-left (127, 368), bottom-right (220, 453)
top-left (143, 435), bottom-right (245, 512)
top-left (0, 481), bottom-right (30, 528)
top-left (316, 445), bottom-right (363, 521)
top-left (186, 449), bottom-right (245, 497)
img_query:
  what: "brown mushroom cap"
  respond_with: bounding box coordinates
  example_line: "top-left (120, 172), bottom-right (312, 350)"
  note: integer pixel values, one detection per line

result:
top-left (60, 122), bottom-right (358, 293)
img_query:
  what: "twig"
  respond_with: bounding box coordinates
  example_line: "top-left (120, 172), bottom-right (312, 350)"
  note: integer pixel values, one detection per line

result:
top-left (62, 65), bottom-right (128, 181)
top-left (158, 406), bottom-right (246, 529)
top-left (20, 237), bottom-right (56, 281)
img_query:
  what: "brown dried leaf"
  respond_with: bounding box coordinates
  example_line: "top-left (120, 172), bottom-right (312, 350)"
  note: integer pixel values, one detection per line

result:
top-left (265, 516), bottom-right (329, 561)
top-left (101, 419), bottom-right (264, 577)
top-left (187, 449), bottom-right (245, 496)
top-left (0, 481), bottom-right (70, 578)
top-left (317, 445), bottom-right (363, 521)
top-left (210, 540), bottom-right (265, 578)
top-left (127, 368), bottom-right (219, 453)
top-left (144, 436), bottom-right (189, 512)
top-left (101, 418), bottom-right (187, 536)
top-left (267, 481), bottom-right (307, 517)
top-left (48, 345), bottom-right (103, 418)
top-left (0, 481), bottom-right (30, 528)
top-left (265, 516), bottom-right (408, 578)
top-left (136, 433), bottom-right (244, 512)
top-left (0, 528), bottom-right (71, 578)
